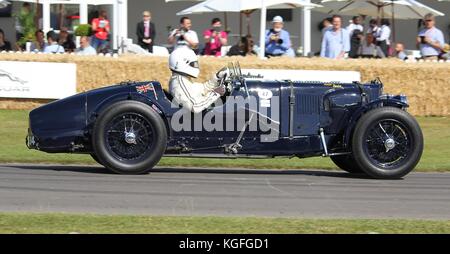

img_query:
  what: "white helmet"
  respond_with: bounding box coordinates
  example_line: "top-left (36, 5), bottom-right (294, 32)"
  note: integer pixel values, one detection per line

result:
top-left (168, 46), bottom-right (200, 78)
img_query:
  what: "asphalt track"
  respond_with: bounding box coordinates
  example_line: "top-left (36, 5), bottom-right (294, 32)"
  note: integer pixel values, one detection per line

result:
top-left (1, 164), bottom-right (450, 219)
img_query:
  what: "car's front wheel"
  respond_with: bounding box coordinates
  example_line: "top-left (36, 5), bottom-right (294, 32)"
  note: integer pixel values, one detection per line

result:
top-left (90, 153), bottom-right (103, 165)
top-left (330, 154), bottom-right (364, 174)
top-left (351, 107), bottom-right (423, 179)
top-left (92, 101), bottom-right (167, 174)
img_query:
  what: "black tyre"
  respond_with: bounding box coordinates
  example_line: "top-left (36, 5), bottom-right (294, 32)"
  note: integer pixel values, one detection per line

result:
top-left (352, 107), bottom-right (423, 179)
top-left (92, 101), bottom-right (167, 174)
top-left (90, 153), bottom-right (103, 165)
top-left (330, 154), bottom-right (364, 174)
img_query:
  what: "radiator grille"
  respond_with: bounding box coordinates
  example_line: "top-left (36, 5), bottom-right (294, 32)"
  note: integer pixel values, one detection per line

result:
top-left (296, 94), bottom-right (320, 114)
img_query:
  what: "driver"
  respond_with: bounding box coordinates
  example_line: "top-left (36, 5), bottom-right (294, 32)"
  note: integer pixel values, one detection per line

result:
top-left (169, 46), bottom-right (227, 113)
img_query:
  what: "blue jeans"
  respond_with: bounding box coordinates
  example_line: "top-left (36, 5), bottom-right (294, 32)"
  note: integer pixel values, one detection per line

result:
top-left (91, 36), bottom-right (108, 52)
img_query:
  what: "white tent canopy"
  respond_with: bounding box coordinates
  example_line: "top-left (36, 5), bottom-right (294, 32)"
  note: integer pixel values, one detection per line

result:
top-left (176, 0), bottom-right (321, 59)
top-left (316, 0), bottom-right (445, 19)
top-left (165, 0), bottom-right (203, 2)
top-left (177, 0), bottom-right (320, 15)
top-left (9, 0), bottom-right (128, 51)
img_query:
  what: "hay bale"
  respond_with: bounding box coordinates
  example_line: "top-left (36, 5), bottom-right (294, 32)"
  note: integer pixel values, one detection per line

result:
top-left (0, 54), bottom-right (449, 116)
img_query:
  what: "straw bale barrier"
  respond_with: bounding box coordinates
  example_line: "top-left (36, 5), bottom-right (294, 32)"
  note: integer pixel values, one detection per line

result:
top-left (0, 53), bottom-right (449, 116)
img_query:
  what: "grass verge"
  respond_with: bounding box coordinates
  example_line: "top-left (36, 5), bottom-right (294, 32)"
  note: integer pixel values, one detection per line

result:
top-left (1, 213), bottom-right (450, 234)
top-left (1, 110), bottom-right (450, 172)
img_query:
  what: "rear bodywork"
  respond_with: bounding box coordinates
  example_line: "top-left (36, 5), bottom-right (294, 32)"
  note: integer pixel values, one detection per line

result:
top-left (27, 77), bottom-right (408, 158)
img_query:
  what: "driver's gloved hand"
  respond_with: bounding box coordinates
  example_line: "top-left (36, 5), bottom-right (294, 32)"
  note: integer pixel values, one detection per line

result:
top-left (216, 67), bottom-right (230, 80)
top-left (213, 85), bottom-right (226, 96)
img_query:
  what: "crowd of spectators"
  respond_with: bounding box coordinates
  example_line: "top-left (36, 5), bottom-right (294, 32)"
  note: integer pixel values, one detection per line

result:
top-left (0, 7), bottom-right (111, 56)
top-left (0, 5), bottom-right (449, 61)
top-left (318, 13), bottom-right (448, 61)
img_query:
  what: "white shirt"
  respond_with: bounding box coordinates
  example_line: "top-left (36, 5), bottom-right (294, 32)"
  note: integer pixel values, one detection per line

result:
top-left (376, 25), bottom-right (391, 45)
top-left (418, 27), bottom-right (445, 57)
top-left (170, 29), bottom-right (199, 49)
top-left (367, 26), bottom-right (380, 36)
top-left (358, 43), bottom-right (385, 58)
top-left (43, 43), bottom-right (65, 54)
top-left (346, 23), bottom-right (364, 37)
top-left (76, 45), bottom-right (97, 56)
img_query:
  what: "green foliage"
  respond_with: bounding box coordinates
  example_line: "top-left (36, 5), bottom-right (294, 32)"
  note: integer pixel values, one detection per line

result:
top-left (75, 24), bottom-right (92, 37)
top-left (15, 8), bottom-right (36, 46)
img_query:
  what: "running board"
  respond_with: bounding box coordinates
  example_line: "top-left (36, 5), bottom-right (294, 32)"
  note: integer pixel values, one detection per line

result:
top-left (164, 154), bottom-right (272, 159)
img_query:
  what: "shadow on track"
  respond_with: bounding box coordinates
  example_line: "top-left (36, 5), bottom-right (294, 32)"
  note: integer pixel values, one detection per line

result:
top-left (2, 164), bottom-right (377, 179)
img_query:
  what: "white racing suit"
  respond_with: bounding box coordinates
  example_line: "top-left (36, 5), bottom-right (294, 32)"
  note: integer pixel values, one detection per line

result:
top-left (169, 73), bottom-right (222, 113)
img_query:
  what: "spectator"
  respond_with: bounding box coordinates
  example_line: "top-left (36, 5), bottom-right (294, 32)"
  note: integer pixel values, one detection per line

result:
top-left (320, 15), bottom-right (350, 59)
top-left (320, 18), bottom-right (333, 36)
top-left (59, 28), bottom-right (76, 53)
top-left (439, 44), bottom-right (449, 60)
top-left (43, 31), bottom-right (64, 54)
top-left (367, 19), bottom-right (379, 37)
top-left (375, 19), bottom-right (391, 57)
top-left (91, 10), bottom-right (110, 52)
top-left (227, 35), bottom-right (256, 57)
top-left (358, 33), bottom-right (385, 58)
top-left (0, 29), bottom-right (12, 51)
top-left (136, 11), bottom-right (156, 53)
top-left (348, 29), bottom-right (363, 58)
top-left (417, 13), bottom-right (444, 61)
top-left (346, 16), bottom-right (364, 37)
top-left (30, 30), bottom-right (47, 52)
top-left (394, 42), bottom-right (408, 60)
top-left (168, 17), bottom-right (199, 50)
top-left (265, 16), bottom-right (295, 57)
top-left (203, 18), bottom-right (228, 56)
top-left (76, 36), bottom-right (97, 56)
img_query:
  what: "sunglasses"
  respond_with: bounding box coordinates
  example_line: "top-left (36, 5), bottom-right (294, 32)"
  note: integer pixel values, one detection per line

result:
top-left (424, 19), bottom-right (433, 22)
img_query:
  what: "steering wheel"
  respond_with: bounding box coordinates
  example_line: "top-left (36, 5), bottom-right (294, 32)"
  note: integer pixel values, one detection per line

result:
top-left (218, 73), bottom-right (233, 95)
top-left (215, 62), bottom-right (243, 97)
top-left (227, 61), bottom-right (242, 80)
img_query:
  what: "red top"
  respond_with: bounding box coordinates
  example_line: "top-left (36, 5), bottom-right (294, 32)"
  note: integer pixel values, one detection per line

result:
top-left (92, 18), bottom-right (110, 40)
top-left (203, 29), bottom-right (227, 56)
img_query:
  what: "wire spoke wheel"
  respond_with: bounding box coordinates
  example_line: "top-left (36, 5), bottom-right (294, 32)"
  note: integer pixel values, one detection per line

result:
top-left (92, 101), bottom-right (167, 175)
top-left (351, 107), bottom-right (423, 179)
top-left (364, 119), bottom-right (412, 170)
top-left (105, 113), bottom-right (155, 162)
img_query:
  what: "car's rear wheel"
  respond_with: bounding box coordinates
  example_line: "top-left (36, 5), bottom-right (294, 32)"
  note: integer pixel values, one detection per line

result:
top-left (92, 101), bottom-right (167, 174)
top-left (351, 107), bottom-right (423, 179)
top-left (330, 154), bottom-right (364, 174)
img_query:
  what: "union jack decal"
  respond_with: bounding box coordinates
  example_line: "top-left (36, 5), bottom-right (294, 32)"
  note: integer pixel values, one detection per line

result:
top-left (136, 83), bottom-right (154, 94)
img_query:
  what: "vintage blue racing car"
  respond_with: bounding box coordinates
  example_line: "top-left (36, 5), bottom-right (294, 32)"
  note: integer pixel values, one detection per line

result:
top-left (26, 64), bottom-right (423, 179)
